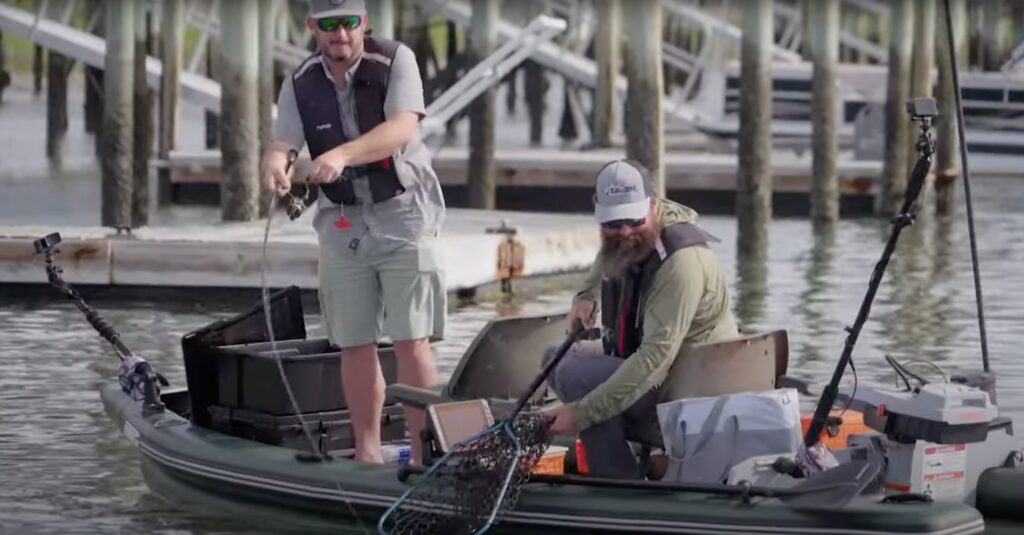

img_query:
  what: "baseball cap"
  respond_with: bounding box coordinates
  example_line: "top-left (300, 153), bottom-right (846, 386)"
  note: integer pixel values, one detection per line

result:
top-left (593, 159), bottom-right (654, 223)
top-left (308, 0), bottom-right (366, 18)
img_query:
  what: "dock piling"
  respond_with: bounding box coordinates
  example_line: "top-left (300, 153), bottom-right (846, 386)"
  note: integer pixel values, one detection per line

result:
top-left (159, 0), bottom-right (184, 206)
top-left (219, 0), bottom-right (261, 221)
top-left (737, 0), bottom-right (773, 255)
top-left (101, 0), bottom-right (135, 230)
top-left (624, 0), bottom-right (665, 196)
top-left (258, 0), bottom-right (277, 217)
top-left (810, 0), bottom-right (839, 226)
top-left (45, 50), bottom-right (69, 162)
top-left (592, 0), bottom-right (620, 148)
top-left (0, 32), bottom-right (9, 104)
top-left (133, 5), bottom-right (154, 227)
top-left (368, 0), bottom-right (395, 40)
top-left (879, 0), bottom-right (914, 217)
top-left (466, 0), bottom-right (499, 209)
top-left (935, 0), bottom-right (966, 216)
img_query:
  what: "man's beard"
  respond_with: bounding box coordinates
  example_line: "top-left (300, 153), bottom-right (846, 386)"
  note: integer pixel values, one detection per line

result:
top-left (599, 225), bottom-right (659, 279)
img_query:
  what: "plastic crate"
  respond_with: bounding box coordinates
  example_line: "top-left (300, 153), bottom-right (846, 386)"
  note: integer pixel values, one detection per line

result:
top-left (208, 403), bottom-right (406, 455)
top-left (217, 338), bottom-right (398, 414)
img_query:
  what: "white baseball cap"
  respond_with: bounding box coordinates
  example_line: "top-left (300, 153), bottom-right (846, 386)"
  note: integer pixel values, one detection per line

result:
top-left (593, 159), bottom-right (654, 223)
top-left (308, 0), bottom-right (366, 18)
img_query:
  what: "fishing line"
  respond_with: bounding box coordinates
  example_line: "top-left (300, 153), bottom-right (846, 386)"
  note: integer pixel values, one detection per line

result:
top-left (942, 0), bottom-right (990, 371)
top-left (261, 191), bottom-right (371, 535)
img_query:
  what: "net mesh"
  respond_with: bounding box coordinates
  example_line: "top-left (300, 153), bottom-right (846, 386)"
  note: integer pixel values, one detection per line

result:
top-left (380, 411), bottom-right (552, 535)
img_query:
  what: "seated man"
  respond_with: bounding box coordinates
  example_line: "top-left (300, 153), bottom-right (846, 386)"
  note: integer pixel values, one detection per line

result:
top-left (542, 159), bottom-right (740, 479)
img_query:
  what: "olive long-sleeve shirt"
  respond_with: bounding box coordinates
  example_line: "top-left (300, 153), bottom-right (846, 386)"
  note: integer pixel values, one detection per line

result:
top-left (568, 200), bottom-right (739, 431)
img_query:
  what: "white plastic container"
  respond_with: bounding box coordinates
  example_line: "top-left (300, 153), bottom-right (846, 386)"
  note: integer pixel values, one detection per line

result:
top-left (381, 442), bottom-right (412, 465)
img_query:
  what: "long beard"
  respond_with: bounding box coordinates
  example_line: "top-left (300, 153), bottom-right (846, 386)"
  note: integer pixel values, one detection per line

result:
top-left (599, 226), bottom-right (659, 279)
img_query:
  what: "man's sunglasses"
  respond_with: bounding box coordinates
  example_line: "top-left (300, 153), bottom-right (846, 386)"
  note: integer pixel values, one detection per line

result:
top-left (316, 15), bottom-right (363, 32)
top-left (601, 218), bottom-right (645, 230)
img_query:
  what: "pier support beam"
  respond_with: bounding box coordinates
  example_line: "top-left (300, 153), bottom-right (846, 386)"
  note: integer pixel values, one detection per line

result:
top-left (368, 0), bottom-right (395, 40)
top-left (219, 0), bottom-right (261, 221)
top-left (737, 0), bottom-right (773, 255)
top-left (466, 0), bottom-right (498, 209)
top-left (33, 44), bottom-right (42, 94)
top-left (592, 0), bottom-right (620, 148)
top-left (258, 0), bottom-right (277, 217)
top-left (879, 0), bottom-right (914, 217)
top-left (624, 0), bottom-right (665, 195)
top-left (810, 0), bottom-right (839, 226)
top-left (980, 0), bottom-right (1005, 70)
top-left (45, 50), bottom-right (69, 162)
top-left (935, 0), bottom-right (966, 215)
top-left (101, 0), bottom-right (135, 230)
top-left (133, 6), bottom-right (153, 227)
top-left (85, 0), bottom-right (104, 137)
top-left (0, 32), bottom-right (9, 104)
top-left (159, 0), bottom-right (184, 206)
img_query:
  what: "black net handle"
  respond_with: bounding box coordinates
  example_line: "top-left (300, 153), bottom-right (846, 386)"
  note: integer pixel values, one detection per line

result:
top-left (507, 322), bottom-right (585, 421)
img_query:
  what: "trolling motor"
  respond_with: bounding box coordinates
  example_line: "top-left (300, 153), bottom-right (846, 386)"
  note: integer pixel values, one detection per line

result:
top-left (34, 233), bottom-right (168, 415)
top-left (802, 98), bottom-right (938, 455)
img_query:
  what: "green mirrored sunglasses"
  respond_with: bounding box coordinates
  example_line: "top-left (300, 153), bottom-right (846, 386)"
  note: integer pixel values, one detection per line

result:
top-left (316, 15), bottom-right (362, 32)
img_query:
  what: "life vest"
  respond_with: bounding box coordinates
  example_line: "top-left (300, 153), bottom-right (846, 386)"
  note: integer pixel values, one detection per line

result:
top-left (292, 37), bottom-right (405, 205)
top-left (600, 222), bottom-right (719, 357)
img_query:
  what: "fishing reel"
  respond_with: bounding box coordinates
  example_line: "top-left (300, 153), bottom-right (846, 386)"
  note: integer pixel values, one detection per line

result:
top-left (283, 184), bottom-right (312, 221)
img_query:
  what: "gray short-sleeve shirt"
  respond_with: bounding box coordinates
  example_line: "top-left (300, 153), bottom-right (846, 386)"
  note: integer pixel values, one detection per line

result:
top-left (273, 43), bottom-right (445, 252)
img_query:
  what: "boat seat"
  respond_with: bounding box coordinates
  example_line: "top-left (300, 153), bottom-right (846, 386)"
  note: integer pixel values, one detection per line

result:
top-left (628, 329), bottom-right (790, 476)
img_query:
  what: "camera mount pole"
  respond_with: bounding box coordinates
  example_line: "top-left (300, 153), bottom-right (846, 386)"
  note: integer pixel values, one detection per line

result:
top-left (804, 100), bottom-right (936, 448)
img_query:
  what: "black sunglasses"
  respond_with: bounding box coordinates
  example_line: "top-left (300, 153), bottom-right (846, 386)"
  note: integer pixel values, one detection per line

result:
top-left (316, 15), bottom-right (363, 32)
top-left (601, 217), bottom-right (646, 230)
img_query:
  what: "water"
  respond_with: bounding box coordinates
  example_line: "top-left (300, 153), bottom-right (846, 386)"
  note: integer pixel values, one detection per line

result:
top-left (3, 76), bottom-right (1024, 533)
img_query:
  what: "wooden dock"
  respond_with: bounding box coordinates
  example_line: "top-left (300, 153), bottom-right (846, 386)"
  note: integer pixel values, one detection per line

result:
top-left (0, 208), bottom-right (599, 291)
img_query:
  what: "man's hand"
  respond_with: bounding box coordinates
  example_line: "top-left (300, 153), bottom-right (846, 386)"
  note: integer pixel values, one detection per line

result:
top-left (542, 404), bottom-right (578, 436)
top-left (567, 297), bottom-right (597, 332)
top-left (309, 147), bottom-right (349, 184)
top-left (261, 145), bottom-right (295, 195)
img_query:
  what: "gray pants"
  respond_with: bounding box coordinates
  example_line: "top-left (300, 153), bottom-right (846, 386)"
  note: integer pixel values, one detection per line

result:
top-left (544, 340), bottom-right (658, 479)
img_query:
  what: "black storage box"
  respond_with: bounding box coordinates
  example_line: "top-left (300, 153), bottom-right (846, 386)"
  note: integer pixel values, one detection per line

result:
top-left (217, 338), bottom-right (399, 415)
top-left (208, 404), bottom-right (406, 455)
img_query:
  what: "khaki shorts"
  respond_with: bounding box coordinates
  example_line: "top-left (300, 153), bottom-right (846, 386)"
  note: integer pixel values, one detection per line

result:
top-left (316, 226), bottom-right (446, 349)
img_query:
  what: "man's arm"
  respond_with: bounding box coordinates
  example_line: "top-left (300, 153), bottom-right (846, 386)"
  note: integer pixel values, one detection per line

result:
top-left (567, 249), bottom-right (706, 430)
top-left (262, 78), bottom-right (305, 192)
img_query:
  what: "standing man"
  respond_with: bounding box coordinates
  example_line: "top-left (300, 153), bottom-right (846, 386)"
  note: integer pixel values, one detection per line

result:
top-left (261, 0), bottom-right (446, 465)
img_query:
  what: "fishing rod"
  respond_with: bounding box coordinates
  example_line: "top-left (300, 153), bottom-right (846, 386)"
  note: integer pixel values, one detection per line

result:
top-left (942, 0), bottom-right (990, 372)
top-left (33, 232), bottom-right (168, 415)
top-left (804, 98), bottom-right (937, 449)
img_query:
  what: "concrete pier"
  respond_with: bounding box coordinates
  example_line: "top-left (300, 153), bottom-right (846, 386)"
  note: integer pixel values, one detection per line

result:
top-left (0, 209), bottom-right (600, 292)
top-left (101, 0), bottom-right (135, 231)
top-left (219, 0), bottom-right (260, 222)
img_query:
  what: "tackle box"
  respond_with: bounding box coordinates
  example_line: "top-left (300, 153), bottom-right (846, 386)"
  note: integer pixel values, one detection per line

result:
top-left (216, 338), bottom-right (399, 415)
top-left (208, 403), bottom-right (407, 455)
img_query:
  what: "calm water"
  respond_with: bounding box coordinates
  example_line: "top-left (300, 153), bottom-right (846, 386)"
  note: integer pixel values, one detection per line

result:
top-left (3, 76), bottom-right (1024, 533)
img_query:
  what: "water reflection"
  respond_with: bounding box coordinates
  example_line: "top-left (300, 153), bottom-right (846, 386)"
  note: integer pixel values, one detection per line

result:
top-left (734, 245), bottom-right (769, 331)
top-left (791, 224), bottom-right (837, 366)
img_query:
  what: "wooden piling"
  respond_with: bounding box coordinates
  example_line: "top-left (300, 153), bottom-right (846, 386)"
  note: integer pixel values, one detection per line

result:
top-left (33, 45), bottom-right (43, 94)
top-left (205, 43), bottom-right (221, 149)
top-left (159, 0), bottom-right (184, 206)
top-left (258, 0), bottom-right (276, 217)
top-left (0, 32), bottom-right (9, 104)
top-left (219, 0), bottom-right (261, 222)
top-left (592, 0), bottom-right (620, 148)
top-left (101, 0), bottom-right (135, 230)
top-left (810, 0), bottom-right (839, 226)
top-left (368, 0), bottom-right (395, 40)
top-left (737, 0), bottom-right (773, 254)
top-left (466, 0), bottom-right (498, 209)
top-left (909, 0), bottom-right (936, 167)
top-left (624, 0), bottom-right (665, 196)
top-left (523, 1), bottom-right (548, 147)
top-left (878, 0), bottom-right (914, 217)
top-left (935, 0), bottom-right (966, 215)
top-left (132, 5), bottom-right (153, 227)
top-left (980, 0), bottom-right (1005, 70)
top-left (45, 50), bottom-right (69, 162)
